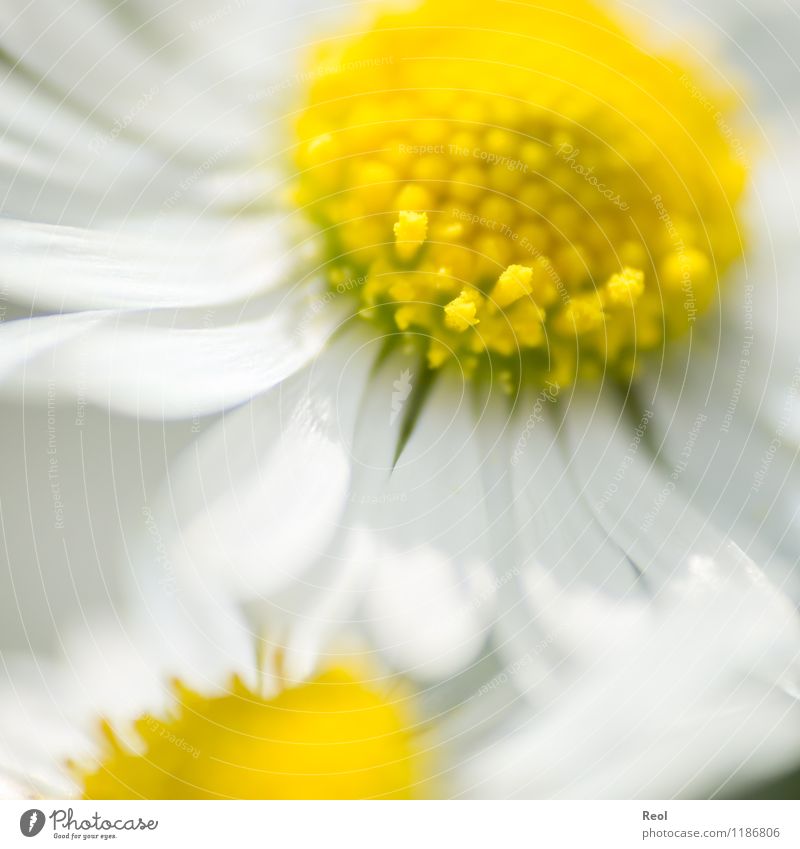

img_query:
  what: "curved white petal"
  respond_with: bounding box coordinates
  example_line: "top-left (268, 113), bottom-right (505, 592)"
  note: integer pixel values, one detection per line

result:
top-left (477, 381), bottom-right (794, 696)
top-left (0, 583), bottom-right (259, 797)
top-left (453, 543), bottom-right (800, 799)
top-left (455, 382), bottom-right (645, 684)
top-left (0, 765), bottom-right (45, 799)
top-left (0, 215), bottom-right (310, 311)
top-left (1, 0), bottom-right (348, 221)
top-left (0, 292), bottom-right (341, 418)
top-left (1, 0), bottom-right (350, 314)
top-left (157, 325), bottom-right (376, 611)
top-left (172, 348), bottom-right (499, 684)
top-left (365, 547), bottom-right (493, 683)
top-left (347, 356), bottom-right (496, 682)
top-left (267, 529), bottom-right (376, 685)
top-left (0, 654), bottom-right (87, 797)
top-left (559, 384), bottom-right (740, 594)
top-left (501, 383), bottom-right (641, 592)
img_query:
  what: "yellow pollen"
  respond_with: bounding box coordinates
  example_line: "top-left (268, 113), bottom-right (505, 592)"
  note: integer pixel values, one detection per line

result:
top-left (492, 264), bottom-right (534, 309)
top-left (444, 287), bottom-right (482, 331)
top-left (295, 0), bottom-right (746, 388)
top-left (72, 668), bottom-right (425, 800)
top-left (554, 294), bottom-right (606, 336)
top-left (394, 210), bottom-right (429, 260)
top-left (602, 267), bottom-right (645, 308)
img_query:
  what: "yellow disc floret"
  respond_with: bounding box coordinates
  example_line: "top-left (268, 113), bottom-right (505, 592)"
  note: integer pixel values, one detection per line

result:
top-left (73, 668), bottom-right (425, 799)
top-left (295, 0), bottom-right (746, 387)
top-left (394, 210), bottom-right (429, 260)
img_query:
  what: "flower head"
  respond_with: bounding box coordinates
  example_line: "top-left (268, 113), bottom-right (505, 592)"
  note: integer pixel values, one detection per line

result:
top-left (296, 0), bottom-right (746, 386)
top-left (74, 667), bottom-right (423, 800)
top-left (3, 547), bottom-right (799, 801)
top-left (2, 0), bottom-right (799, 804)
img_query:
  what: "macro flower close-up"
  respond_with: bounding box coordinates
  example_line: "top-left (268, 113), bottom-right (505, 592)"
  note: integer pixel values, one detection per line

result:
top-left (1, 0), bottom-right (799, 817)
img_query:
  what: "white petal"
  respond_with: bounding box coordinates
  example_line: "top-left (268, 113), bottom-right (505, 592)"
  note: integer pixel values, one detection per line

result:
top-left (559, 384), bottom-right (737, 593)
top-left (1, 0), bottom-right (349, 221)
top-left (453, 545), bottom-right (800, 799)
top-left (158, 326), bottom-right (376, 606)
top-left (365, 546), bottom-right (493, 682)
top-left (457, 382), bottom-right (644, 682)
top-left (0, 0), bottom-right (352, 315)
top-left (0, 587), bottom-right (259, 797)
top-left (349, 356), bottom-right (496, 681)
top-left (0, 654), bottom-right (87, 796)
top-left (269, 530), bottom-right (375, 685)
top-left (54, 592), bottom-right (258, 722)
top-left (0, 765), bottom-right (46, 799)
top-left (502, 383), bottom-right (641, 592)
top-left (0, 215), bottom-right (309, 311)
top-left (0, 290), bottom-right (343, 417)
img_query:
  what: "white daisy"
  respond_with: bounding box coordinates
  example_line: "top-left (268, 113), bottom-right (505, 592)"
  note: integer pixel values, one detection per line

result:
top-left (1, 0), bottom-right (799, 787)
top-left (0, 543), bottom-right (797, 799)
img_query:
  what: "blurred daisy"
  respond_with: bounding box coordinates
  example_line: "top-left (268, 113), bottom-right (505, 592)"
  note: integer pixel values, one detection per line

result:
top-left (1, 544), bottom-right (798, 799)
top-left (2, 0), bottom-right (799, 682)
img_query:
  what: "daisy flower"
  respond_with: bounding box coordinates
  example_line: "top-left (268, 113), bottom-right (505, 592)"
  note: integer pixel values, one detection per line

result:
top-left (1, 0), bottom-right (799, 761)
top-left (1, 545), bottom-right (798, 799)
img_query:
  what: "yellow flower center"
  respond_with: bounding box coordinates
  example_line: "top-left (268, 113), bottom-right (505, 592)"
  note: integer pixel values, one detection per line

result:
top-left (73, 668), bottom-right (425, 799)
top-left (294, 0), bottom-right (746, 388)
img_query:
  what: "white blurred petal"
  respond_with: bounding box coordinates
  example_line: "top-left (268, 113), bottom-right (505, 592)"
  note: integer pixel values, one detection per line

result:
top-left (365, 547), bottom-right (492, 683)
top-left (0, 293), bottom-right (341, 418)
top-left (559, 384), bottom-right (740, 594)
top-left (159, 326), bottom-right (376, 606)
top-left (350, 359), bottom-right (496, 681)
top-left (455, 542), bottom-right (800, 798)
top-left (1, 0), bottom-right (349, 224)
top-left (0, 216), bottom-right (308, 311)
